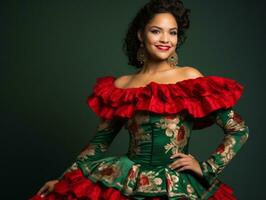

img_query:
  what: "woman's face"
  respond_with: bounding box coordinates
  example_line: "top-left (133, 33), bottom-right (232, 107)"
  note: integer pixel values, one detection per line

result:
top-left (138, 12), bottom-right (178, 62)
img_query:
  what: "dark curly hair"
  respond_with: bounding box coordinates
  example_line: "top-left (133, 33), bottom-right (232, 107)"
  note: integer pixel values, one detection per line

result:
top-left (122, 0), bottom-right (191, 69)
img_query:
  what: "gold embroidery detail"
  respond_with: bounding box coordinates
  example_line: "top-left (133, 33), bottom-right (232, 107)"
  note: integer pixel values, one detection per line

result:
top-left (127, 111), bottom-right (150, 156)
top-left (155, 114), bottom-right (189, 155)
top-left (97, 119), bottom-right (114, 132)
top-left (77, 144), bottom-right (96, 160)
top-left (91, 162), bottom-right (121, 184)
top-left (137, 170), bottom-right (165, 193)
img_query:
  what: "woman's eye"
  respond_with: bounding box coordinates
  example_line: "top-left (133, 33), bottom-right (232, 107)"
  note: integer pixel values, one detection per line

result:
top-left (171, 32), bottom-right (177, 35)
top-left (151, 30), bottom-right (160, 34)
top-left (151, 30), bottom-right (177, 35)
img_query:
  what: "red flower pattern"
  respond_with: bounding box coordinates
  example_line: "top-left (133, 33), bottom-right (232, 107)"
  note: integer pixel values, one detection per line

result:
top-left (140, 174), bottom-right (150, 186)
top-left (177, 126), bottom-right (185, 141)
top-left (128, 168), bottom-right (136, 179)
top-left (214, 143), bottom-right (225, 154)
top-left (100, 166), bottom-right (114, 176)
top-left (233, 112), bottom-right (243, 123)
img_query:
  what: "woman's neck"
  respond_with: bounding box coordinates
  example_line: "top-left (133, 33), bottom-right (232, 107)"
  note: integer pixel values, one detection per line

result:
top-left (137, 60), bottom-right (178, 74)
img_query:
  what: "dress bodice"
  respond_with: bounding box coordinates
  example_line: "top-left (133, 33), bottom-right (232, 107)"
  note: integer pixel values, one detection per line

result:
top-left (125, 110), bottom-right (193, 166)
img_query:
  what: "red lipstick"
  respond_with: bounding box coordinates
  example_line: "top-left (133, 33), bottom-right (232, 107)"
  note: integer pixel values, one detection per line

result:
top-left (155, 45), bottom-right (171, 51)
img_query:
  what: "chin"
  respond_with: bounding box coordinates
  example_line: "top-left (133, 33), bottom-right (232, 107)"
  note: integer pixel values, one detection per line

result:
top-left (153, 54), bottom-right (171, 61)
top-left (147, 49), bottom-right (173, 61)
top-left (154, 51), bottom-right (175, 59)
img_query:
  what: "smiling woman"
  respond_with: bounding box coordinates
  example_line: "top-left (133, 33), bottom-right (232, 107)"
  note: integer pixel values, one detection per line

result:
top-left (123, 0), bottom-right (190, 69)
top-left (137, 12), bottom-right (179, 66)
top-left (29, 0), bottom-right (249, 200)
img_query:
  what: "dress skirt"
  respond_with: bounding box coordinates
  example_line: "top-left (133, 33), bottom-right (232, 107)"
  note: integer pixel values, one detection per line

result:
top-left (29, 168), bottom-right (237, 200)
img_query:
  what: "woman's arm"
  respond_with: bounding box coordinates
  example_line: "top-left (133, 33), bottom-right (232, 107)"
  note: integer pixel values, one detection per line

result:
top-left (198, 107), bottom-right (249, 187)
top-left (58, 117), bottom-right (126, 180)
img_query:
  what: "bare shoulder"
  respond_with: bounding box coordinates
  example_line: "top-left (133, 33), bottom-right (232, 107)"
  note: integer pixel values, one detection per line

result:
top-left (113, 74), bottom-right (132, 88)
top-left (182, 66), bottom-right (205, 78)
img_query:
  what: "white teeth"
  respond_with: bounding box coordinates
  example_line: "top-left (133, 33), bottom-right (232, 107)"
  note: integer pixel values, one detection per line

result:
top-left (157, 46), bottom-right (169, 50)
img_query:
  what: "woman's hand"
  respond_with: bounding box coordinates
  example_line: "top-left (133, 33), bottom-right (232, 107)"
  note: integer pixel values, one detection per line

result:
top-left (168, 152), bottom-right (203, 178)
top-left (36, 179), bottom-right (59, 198)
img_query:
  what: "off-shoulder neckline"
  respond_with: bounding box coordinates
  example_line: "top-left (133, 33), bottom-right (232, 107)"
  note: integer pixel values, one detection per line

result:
top-left (88, 74), bottom-right (244, 127)
top-left (110, 75), bottom-right (212, 91)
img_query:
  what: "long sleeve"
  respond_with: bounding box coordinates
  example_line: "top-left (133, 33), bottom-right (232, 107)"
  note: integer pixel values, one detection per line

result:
top-left (58, 117), bottom-right (126, 180)
top-left (198, 107), bottom-right (249, 187)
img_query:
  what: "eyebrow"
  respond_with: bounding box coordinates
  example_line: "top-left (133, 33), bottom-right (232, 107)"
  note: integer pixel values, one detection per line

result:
top-left (149, 26), bottom-right (178, 30)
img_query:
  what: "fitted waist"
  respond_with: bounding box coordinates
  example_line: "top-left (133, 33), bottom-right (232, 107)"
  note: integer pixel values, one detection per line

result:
top-left (126, 151), bottom-right (187, 166)
top-left (126, 155), bottom-right (168, 166)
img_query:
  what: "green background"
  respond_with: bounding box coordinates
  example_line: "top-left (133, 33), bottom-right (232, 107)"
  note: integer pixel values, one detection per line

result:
top-left (1, 0), bottom-right (265, 199)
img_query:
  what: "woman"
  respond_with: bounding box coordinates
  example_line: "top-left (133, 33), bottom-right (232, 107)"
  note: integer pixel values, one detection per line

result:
top-left (29, 0), bottom-right (249, 199)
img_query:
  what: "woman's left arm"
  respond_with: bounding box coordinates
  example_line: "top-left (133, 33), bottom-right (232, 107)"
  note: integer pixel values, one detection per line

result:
top-left (198, 107), bottom-right (250, 187)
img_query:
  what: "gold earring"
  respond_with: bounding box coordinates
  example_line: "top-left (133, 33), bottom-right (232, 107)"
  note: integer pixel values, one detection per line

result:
top-left (137, 43), bottom-right (147, 65)
top-left (167, 51), bottom-right (178, 67)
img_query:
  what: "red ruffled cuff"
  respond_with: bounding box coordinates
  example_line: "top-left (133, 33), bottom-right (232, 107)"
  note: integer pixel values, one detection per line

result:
top-left (86, 75), bottom-right (244, 129)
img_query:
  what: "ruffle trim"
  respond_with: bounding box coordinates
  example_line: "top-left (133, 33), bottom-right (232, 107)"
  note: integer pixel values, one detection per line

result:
top-left (86, 75), bottom-right (244, 120)
top-left (29, 168), bottom-right (236, 200)
top-left (29, 169), bottom-right (130, 200)
top-left (209, 183), bottom-right (236, 200)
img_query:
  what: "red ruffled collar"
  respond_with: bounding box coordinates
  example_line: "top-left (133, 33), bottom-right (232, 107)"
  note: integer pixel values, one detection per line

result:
top-left (86, 75), bottom-right (244, 121)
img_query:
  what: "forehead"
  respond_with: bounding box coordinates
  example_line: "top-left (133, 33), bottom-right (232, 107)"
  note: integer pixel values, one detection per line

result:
top-left (147, 13), bottom-right (178, 28)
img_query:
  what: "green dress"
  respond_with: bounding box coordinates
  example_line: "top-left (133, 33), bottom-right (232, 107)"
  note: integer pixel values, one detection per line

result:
top-left (47, 75), bottom-right (250, 200)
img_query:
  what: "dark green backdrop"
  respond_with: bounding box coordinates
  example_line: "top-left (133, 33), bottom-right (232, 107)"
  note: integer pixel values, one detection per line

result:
top-left (1, 0), bottom-right (265, 199)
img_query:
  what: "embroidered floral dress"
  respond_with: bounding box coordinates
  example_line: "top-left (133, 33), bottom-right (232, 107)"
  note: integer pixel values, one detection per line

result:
top-left (29, 74), bottom-right (249, 200)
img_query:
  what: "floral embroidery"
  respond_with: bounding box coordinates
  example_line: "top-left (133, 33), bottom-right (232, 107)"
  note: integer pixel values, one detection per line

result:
top-left (186, 184), bottom-right (197, 200)
top-left (77, 144), bottom-right (96, 159)
top-left (74, 118), bottom-right (124, 162)
top-left (123, 164), bottom-right (141, 194)
top-left (240, 131), bottom-right (249, 145)
top-left (214, 135), bottom-right (236, 169)
top-left (91, 161), bottom-right (121, 184)
top-left (155, 114), bottom-right (189, 155)
top-left (76, 143), bottom-right (108, 161)
top-left (205, 135), bottom-right (237, 173)
top-left (216, 109), bottom-right (246, 132)
top-left (97, 118), bottom-right (114, 132)
top-left (61, 162), bottom-right (79, 176)
top-left (200, 108), bottom-right (249, 188)
top-left (206, 158), bottom-right (219, 174)
top-left (165, 169), bottom-right (193, 198)
top-left (127, 111), bottom-right (151, 156)
top-left (207, 109), bottom-right (248, 174)
top-left (166, 171), bottom-right (179, 195)
top-left (137, 170), bottom-right (164, 193)
top-left (201, 162), bottom-right (209, 175)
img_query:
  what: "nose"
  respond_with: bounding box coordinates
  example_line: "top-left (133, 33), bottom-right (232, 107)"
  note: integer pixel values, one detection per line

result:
top-left (159, 32), bottom-right (170, 43)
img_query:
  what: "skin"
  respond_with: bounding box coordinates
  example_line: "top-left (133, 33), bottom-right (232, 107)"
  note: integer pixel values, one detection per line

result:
top-left (36, 179), bottom-right (58, 197)
top-left (36, 12), bottom-right (204, 198)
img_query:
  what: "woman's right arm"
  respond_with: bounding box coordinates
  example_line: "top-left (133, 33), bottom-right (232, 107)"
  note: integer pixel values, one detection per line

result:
top-left (58, 116), bottom-right (126, 180)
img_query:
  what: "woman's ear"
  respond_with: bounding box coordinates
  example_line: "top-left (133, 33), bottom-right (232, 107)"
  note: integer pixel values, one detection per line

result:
top-left (137, 30), bottom-right (143, 43)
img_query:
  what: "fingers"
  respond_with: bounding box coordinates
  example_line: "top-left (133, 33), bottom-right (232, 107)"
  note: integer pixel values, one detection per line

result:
top-left (188, 153), bottom-right (194, 158)
top-left (37, 184), bottom-right (48, 195)
top-left (170, 152), bottom-right (185, 159)
top-left (37, 182), bottom-right (53, 198)
top-left (170, 152), bottom-right (195, 159)
top-left (169, 160), bottom-right (192, 171)
top-left (168, 153), bottom-right (202, 176)
top-left (169, 153), bottom-right (196, 170)
top-left (176, 164), bottom-right (191, 172)
top-left (169, 157), bottom-right (191, 170)
top-left (41, 187), bottom-right (52, 197)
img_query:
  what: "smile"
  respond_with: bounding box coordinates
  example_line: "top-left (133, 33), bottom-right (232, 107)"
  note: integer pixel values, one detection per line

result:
top-left (155, 45), bottom-right (171, 51)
